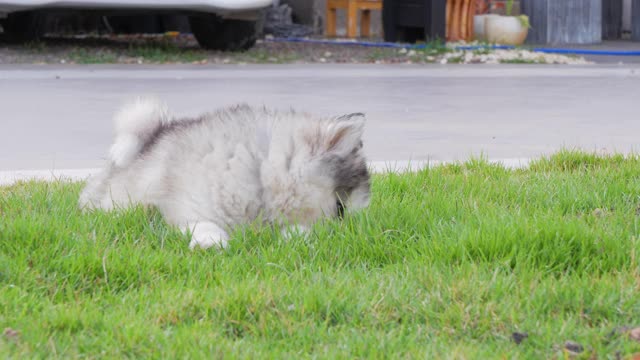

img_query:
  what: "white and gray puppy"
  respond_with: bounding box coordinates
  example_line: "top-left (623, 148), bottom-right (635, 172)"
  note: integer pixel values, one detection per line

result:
top-left (79, 98), bottom-right (371, 250)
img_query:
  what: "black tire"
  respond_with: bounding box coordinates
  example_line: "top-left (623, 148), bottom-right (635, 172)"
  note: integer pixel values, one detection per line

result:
top-left (188, 14), bottom-right (261, 51)
top-left (1, 11), bottom-right (45, 43)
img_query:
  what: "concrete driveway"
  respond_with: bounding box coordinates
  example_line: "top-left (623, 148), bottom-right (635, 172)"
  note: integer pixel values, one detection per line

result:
top-left (1, 64), bottom-right (639, 173)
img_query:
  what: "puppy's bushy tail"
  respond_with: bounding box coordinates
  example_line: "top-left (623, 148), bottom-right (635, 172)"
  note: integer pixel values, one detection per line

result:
top-left (109, 97), bottom-right (170, 168)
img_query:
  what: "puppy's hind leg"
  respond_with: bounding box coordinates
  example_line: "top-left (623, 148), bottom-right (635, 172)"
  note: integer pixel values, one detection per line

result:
top-left (78, 168), bottom-right (114, 211)
top-left (79, 166), bottom-right (148, 212)
top-left (181, 221), bottom-right (229, 250)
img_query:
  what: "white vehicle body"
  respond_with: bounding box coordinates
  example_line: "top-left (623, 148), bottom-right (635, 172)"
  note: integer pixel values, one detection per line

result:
top-left (0, 0), bottom-right (273, 17)
top-left (0, 0), bottom-right (274, 50)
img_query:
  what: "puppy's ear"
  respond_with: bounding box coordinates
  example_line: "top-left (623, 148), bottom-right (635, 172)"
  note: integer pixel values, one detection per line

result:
top-left (324, 113), bottom-right (365, 155)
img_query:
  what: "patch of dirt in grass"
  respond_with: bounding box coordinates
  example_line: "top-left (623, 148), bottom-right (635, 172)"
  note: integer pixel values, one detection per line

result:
top-left (3, 328), bottom-right (21, 341)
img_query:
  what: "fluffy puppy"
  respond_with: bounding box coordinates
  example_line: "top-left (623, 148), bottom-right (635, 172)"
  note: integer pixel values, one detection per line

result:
top-left (79, 98), bottom-right (371, 249)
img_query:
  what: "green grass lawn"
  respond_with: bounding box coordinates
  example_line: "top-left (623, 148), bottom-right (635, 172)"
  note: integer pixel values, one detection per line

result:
top-left (1, 151), bottom-right (640, 359)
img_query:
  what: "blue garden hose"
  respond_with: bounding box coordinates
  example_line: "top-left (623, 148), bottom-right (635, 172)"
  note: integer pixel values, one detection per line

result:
top-left (268, 37), bottom-right (640, 56)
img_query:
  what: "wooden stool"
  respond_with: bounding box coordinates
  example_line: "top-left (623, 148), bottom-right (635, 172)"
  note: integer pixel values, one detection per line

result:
top-left (326, 0), bottom-right (383, 38)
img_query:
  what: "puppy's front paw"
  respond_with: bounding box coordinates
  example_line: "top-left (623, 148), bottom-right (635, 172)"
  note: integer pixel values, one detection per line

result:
top-left (281, 225), bottom-right (310, 240)
top-left (189, 235), bottom-right (227, 250)
top-left (184, 222), bottom-right (229, 250)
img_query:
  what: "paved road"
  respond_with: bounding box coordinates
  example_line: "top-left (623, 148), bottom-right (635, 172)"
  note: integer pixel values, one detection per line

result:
top-left (1, 64), bottom-right (639, 171)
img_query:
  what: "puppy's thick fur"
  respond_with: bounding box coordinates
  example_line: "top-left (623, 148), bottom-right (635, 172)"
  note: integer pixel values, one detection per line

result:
top-left (79, 98), bottom-right (371, 249)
